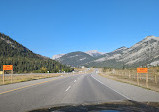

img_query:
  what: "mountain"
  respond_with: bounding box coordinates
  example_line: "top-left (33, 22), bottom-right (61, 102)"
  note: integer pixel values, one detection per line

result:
top-left (55, 51), bottom-right (95, 67)
top-left (52, 50), bottom-right (104, 60)
top-left (85, 50), bottom-right (105, 57)
top-left (85, 46), bottom-right (128, 68)
top-left (52, 54), bottom-right (65, 60)
top-left (0, 33), bottom-right (73, 73)
top-left (120, 36), bottom-right (159, 67)
top-left (86, 36), bottom-right (159, 68)
top-left (94, 46), bottom-right (128, 62)
top-left (52, 35), bottom-right (159, 68)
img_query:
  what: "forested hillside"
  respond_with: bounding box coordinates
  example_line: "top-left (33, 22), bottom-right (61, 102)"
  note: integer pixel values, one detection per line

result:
top-left (0, 33), bottom-right (73, 73)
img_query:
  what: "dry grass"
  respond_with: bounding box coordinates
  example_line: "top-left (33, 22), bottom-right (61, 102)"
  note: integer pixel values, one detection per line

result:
top-left (0, 73), bottom-right (68, 85)
top-left (99, 68), bottom-right (159, 92)
top-left (0, 68), bottom-right (94, 86)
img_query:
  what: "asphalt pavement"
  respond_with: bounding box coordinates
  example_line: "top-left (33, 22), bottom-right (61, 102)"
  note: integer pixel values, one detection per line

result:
top-left (0, 73), bottom-right (159, 112)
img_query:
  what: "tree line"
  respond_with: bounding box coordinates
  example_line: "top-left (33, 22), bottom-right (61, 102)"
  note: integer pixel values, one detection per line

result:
top-left (0, 33), bottom-right (74, 73)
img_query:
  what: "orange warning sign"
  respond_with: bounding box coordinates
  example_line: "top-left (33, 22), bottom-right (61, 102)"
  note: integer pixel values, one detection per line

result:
top-left (137, 68), bottom-right (148, 73)
top-left (3, 65), bottom-right (13, 70)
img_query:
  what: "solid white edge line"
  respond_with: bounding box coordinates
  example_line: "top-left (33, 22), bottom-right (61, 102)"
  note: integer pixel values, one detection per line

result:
top-left (91, 74), bottom-right (131, 100)
top-left (65, 86), bottom-right (71, 92)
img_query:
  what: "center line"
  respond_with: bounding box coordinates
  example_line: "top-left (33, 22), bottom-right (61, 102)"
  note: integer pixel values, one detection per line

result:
top-left (74, 80), bottom-right (76, 82)
top-left (65, 86), bottom-right (71, 92)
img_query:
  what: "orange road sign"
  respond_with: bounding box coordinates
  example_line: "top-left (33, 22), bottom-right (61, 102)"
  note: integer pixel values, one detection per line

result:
top-left (137, 68), bottom-right (148, 73)
top-left (3, 65), bottom-right (13, 70)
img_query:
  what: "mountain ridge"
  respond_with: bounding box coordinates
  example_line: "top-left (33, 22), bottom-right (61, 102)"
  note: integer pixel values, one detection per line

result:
top-left (87, 35), bottom-right (159, 68)
top-left (53, 35), bottom-right (159, 68)
top-left (52, 50), bottom-right (105, 60)
top-left (55, 51), bottom-right (95, 67)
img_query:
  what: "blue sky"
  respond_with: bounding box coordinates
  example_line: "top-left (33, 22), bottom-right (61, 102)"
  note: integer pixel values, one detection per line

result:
top-left (0, 0), bottom-right (159, 58)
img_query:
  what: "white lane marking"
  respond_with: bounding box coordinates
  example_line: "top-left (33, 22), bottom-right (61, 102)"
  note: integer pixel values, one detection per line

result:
top-left (65, 86), bottom-right (71, 92)
top-left (74, 80), bottom-right (76, 82)
top-left (91, 74), bottom-right (131, 100)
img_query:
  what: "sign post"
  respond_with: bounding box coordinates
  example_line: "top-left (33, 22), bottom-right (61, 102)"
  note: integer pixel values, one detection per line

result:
top-left (146, 73), bottom-right (148, 88)
top-left (137, 68), bottom-right (148, 88)
top-left (11, 70), bottom-right (13, 83)
top-left (137, 72), bottom-right (139, 85)
top-left (3, 65), bottom-right (13, 84)
top-left (3, 70), bottom-right (4, 84)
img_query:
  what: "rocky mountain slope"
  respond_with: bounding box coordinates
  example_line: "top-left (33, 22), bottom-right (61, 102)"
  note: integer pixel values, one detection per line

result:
top-left (52, 50), bottom-right (105, 60)
top-left (52, 54), bottom-right (65, 60)
top-left (55, 51), bottom-right (95, 67)
top-left (85, 50), bottom-right (105, 57)
top-left (86, 36), bottom-right (159, 68)
top-left (120, 36), bottom-right (159, 67)
top-left (53, 35), bottom-right (159, 68)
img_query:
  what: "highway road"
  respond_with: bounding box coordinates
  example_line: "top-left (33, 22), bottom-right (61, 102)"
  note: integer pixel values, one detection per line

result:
top-left (0, 73), bottom-right (159, 112)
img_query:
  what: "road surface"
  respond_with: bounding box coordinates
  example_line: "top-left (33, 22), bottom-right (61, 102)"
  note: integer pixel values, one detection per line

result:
top-left (0, 73), bottom-right (159, 112)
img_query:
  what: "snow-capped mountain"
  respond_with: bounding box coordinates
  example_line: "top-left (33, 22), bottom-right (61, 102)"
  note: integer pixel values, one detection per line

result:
top-left (85, 50), bottom-right (105, 57)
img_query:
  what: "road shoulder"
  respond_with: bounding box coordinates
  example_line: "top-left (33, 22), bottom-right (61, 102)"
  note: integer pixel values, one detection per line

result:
top-left (0, 74), bottom-right (70, 94)
top-left (92, 73), bottom-right (159, 102)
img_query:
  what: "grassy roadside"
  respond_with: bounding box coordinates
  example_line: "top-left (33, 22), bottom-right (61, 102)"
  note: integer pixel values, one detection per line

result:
top-left (99, 73), bottom-right (159, 92)
top-left (0, 68), bottom-right (94, 86)
top-left (0, 73), bottom-right (71, 86)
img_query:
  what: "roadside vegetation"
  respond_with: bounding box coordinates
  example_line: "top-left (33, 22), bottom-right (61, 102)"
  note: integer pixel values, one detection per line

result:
top-left (0, 68), bottom-right (93, 85)
top-left (100, 67), bottom-right (159, 92)
top-left (0, 33), bottom-right (74, 73)
top-left (0, 73), bottom-right (67, 85)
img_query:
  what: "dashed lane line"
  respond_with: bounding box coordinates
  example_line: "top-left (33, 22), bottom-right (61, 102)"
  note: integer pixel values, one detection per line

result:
top-left (65, 86), bottom-right (71, 92)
